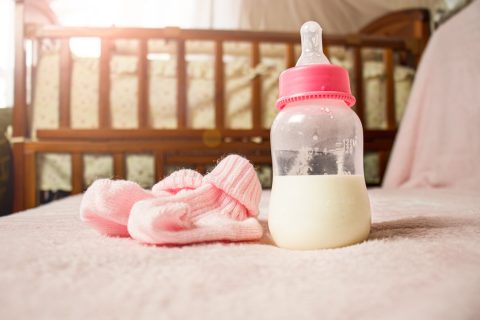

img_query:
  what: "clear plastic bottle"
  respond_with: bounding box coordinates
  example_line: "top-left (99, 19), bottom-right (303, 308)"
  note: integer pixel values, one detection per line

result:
top-left (268, 22), bottom-right (371, 250)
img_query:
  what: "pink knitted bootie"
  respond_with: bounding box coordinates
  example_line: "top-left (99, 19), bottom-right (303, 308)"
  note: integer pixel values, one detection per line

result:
top-left (128, 155), bottom-right (263, 245)
top-left (80, 179), bottom-right (154, 237)
top-left (152, 169), bottom-right (203, 196)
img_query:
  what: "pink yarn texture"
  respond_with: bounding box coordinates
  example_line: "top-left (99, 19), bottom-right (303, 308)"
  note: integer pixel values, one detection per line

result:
top-left (80, 155), bottom-right (263, 245)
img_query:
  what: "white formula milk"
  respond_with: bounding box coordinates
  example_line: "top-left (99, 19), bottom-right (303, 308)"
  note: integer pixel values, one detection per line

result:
top-left (268, 175), bottom-right (371, 250)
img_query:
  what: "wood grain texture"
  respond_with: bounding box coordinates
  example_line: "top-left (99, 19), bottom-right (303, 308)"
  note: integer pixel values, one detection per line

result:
top-left (285, 43), bottom-right (295, 68)
top-left (25, 129), bottom-right (394, 154)
top-left (24, 140), bottom-right (273, 154)
top-left (137, 39), bottom-right (149, 128)
top-left (195, 164), bottom-right (207, 175)
top-left (113, 153), bottom-right (126, 179)
top-left (359, 9), bottom-right (430, 68)
top-left (99, 39), bottom-right (111, 128)
top-left (154, 151), bottom-right (165, 181)
top-left (24, 150), bottom-right (36, 209)
top-left (353, 48), bottom-right (365, 123)
top-left (384, 48), bottom-right (396, 129)
top-left (176, 40), bottom-right (187, 128)
top-left (36, 128), bottom-right (271, 140)
top-left (71, 153), bottom-right (84, 194)
top-left (251, 42), bottom-right (262, 129)
top-left (59, 39), bottom-right (72, 128)
top-left (12, 144), bottom-right (26, 212)
top-left (214, 40), bottom-right (225, 129)
top-left (12, 2), bottom-right (27, 212)
top-left (26, 26), bottom-right (411, 50)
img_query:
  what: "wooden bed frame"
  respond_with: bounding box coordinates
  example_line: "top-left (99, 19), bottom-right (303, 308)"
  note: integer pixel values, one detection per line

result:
top-left (11, 0), bottom-right (430, 211)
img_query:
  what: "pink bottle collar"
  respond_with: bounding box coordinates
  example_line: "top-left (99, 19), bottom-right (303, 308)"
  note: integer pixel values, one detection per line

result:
top-left (275, 64), bottom-right (356, 110)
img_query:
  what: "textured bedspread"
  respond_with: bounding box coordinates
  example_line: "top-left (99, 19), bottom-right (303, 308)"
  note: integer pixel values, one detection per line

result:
top-left (1, 189), bottom-right (479, 320)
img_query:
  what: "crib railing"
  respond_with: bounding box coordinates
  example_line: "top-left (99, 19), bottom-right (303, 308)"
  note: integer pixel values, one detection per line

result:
top-left (24, 26), bottom-right (415, 132)
top-left (22, 139), bottom-right (273, 209)
top-left (13, 17), bottom-right (426, 210)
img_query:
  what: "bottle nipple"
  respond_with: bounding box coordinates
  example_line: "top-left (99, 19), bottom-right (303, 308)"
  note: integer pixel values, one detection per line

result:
top-left (296, 21), bottom-right (330, 66)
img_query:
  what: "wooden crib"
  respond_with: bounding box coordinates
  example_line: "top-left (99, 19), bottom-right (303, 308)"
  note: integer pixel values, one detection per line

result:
top-left (11, 0), bottom-right (430, 211)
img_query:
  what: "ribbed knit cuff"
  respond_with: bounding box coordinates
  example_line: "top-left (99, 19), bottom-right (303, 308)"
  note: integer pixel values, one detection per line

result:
top-left (203, 155), bottom-right (262, 217)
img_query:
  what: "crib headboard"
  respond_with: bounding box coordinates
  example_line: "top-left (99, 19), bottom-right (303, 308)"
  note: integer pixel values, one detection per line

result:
top-left (360, 8), bottom-right (430, 65)
top-left (11, 1), bottom-right (431, 211)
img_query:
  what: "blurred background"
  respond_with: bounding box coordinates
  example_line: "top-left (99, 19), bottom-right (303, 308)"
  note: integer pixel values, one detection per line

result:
top-left (0, 0), bottom-right (474, 214)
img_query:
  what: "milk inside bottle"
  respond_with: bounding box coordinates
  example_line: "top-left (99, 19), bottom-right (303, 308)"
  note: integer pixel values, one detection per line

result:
top-left (268, 21), bottom-right (371, 250)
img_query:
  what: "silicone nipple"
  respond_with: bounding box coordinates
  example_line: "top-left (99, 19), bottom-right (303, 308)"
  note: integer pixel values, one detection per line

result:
top-left (296, 21), bottom-right (330, 66)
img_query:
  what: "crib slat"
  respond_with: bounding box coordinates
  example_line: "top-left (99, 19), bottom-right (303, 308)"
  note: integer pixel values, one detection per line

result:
top-left (36, 128), bottom-right (270, 140)
top-left (196, 164), bottom-right (206, 175)
top-left (59, 39), bottom-right (72, 128)
top-left (353, 47), bottom-right (365, 124)
top-left (380, 48), bottom-right (396, 184)
top-left (137, 40), bottom-right (149, 128)
top-left (214, 40), bottom-right (225, 129)
top-left (324, 44), bottom-right (330, 60)
top-left (71, 153), bottom-right (84, 194)
top-left (251, 42), bottom-right (262, 129)
top-left (154, 151), bottom-right (165, 181)
top-left (285, 43), bottom-right (295, 68)
top-left (384, 48), bottom-right (396, 129)
top-left (113, 153), bottom-right (126, 179)
top-left (99, 39), bottom-right (111, 128)
top-left (24, 151), bottom-right (37, 209)
top-left (176, 40), bottom-right (187, 128)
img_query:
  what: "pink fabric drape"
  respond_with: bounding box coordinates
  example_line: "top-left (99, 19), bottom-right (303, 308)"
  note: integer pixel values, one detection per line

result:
top-left (383, 0), bottom-right (480, 190)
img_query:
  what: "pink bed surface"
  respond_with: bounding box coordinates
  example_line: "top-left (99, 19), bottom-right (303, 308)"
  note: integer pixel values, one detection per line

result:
top-left (1, 189), bottom-right (479, 320)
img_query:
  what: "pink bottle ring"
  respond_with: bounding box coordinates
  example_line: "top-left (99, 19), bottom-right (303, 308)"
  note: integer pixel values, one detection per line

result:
top-left (275, 64), bottom-right (356, 110)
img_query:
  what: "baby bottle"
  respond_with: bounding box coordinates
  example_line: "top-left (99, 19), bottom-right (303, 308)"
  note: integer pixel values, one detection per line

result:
top-left (268, 21), bottom-right (371, 250)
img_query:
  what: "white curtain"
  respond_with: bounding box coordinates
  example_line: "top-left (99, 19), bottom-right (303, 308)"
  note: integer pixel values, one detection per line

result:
top-left (49, 0), bottom-right (446, 32)
top-left (50, 0), bottom-right (214, 28)
top-left (217, 0), bottom-right (446, 33)
top-left (0, 0), bottom-right (14, 108)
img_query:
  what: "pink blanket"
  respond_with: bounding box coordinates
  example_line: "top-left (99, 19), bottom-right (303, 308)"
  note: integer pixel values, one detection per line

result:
top-left (1, 189), bottom-right (480, 319)
top-left (383, 0), bottom-right (480, 189)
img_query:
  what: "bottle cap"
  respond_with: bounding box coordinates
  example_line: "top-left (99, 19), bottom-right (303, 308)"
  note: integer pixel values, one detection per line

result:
top-left (275, 21), bottom-right (355, 110)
